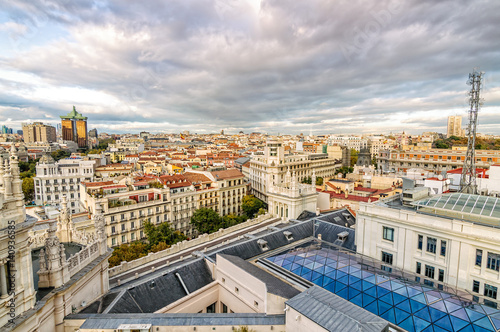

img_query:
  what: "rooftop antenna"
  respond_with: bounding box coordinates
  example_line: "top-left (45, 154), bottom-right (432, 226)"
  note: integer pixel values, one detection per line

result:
top-left (460, 69), bottom-right (484, 194)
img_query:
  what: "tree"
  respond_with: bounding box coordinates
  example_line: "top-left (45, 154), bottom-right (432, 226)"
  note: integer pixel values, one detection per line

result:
top-left (22, 177), bottom-right (34, 202)
top-left (222, 214), bottom-right (247, 228)
top-left (144, 221), bottom-right (187, 246)
top-left (51, 149), bottom-right (71, 161)
top-left (148, 181), bottom-right (164, 188)
top-left (316, 177), bottom-right (323, 186)
top-left (301, 177), bottom-right (312, 184)
top-left (108, 241), bottom-right (149, 267)
top-left (335, 166), bottom-right (353, 178)
top-left (241, 195), bottom-right (265, 219)
top-left (190, 208), bottom-right (224, 234)
top-left (350, 149), bottom-right (358, 166)
top-left (96, 138), bottom-right (115, 150)
top-left (435, 140), bottom-right (449, 149)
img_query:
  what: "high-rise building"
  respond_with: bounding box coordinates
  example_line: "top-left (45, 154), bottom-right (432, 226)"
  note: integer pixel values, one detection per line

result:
top-left (60, 106), bottom-right (88, 148)
top-left (22, 122), bottom-right (57, 143)
top-left (447, 115), bottom-right (463, 138)
top-left (88, 128), bottom-right (98, 138)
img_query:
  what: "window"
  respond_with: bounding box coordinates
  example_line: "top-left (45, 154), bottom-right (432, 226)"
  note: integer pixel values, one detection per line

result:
top-left (131, 233), bottom-right (135, 240)
top-left (438, 269), bottom-right (444, 282)
top-left (121, 235), bottom-right (126, 243)
top-left (476, 249), bottom-right (483, 266)
top-left (121, 224), bottom-right (125, 231)
top-left (235, 287), bottom-right (239, 294)
top-left (425, 265), bottom-right (435, 279)
top-left (131, 221), bottom-right (135, 229)
top-left (487, 253), bottom-right (500, 271)
top-left (382, 252), bottom-right (393, 265)
top-left (221, 277), bottom-right (225, 283)
top-left (416, 262), bottom-right (421, 274)
top-left (206, 302), bottom-right (216, 313)
top-left (112, 238), bottom-right (116, 246)
top-left (254, 301), bottom-right (259, 308)
top-left (473, 280), bottom-right (480, 293)
top-left (485, 284), bottom-right (498, 299)
top-left (383, 227), bottom-right (394, 242)
top-left (418, 235), bottom-right (423, 250)
top-left (111, 226), bottom-right (116, 234)
top-left (440, 240), bottom-right (447, 256)
top-left (427, 238), bottom-right (437, 254)
top-left (222, 303), bottom-right (228, 313)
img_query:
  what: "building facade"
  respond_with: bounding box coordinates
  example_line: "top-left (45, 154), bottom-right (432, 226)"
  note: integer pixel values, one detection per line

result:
top-left (34, 154), bottom-right (96, 213)
top-left (60, 106), bottom-right (88, 148)
top-left (22, 122), bottom-right (57, 143)
top-left (447, 115), bottom-right (463, 138)
top-left (250, 141), bottom-right (339, 203)
top-left (356, 193), bottom-right (500, 306)
top-left (377, 147), bottom-right (500, 173)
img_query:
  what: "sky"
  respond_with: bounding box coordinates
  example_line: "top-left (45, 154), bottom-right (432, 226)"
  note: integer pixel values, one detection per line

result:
top-left (0, 0), bottom-right (500, 135)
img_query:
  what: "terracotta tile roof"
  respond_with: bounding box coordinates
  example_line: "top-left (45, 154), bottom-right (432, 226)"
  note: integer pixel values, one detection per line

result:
top-left (184, 172), bottom-right (212, 184)
top-left (159, 174), bottom-right (192, 188)
top-left (82, 181), bottom-right (115, 188)
top-left (211, 169), bottom-right (244, 180)
top-left (323, 190), bottom-right (379, 202)
top-left (354, 186), bottom-right (378, 193)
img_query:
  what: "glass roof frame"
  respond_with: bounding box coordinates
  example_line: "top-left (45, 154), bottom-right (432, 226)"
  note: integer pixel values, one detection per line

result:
top-left (265, 241), bottom-right (500, 332)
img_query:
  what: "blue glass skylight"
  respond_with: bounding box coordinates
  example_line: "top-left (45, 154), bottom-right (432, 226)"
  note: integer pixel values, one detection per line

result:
top-left (266, 244), bottom-right (500, 332)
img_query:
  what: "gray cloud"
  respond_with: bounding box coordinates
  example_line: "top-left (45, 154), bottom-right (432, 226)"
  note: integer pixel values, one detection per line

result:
top-left (0, 0), bottom-right (499, 134)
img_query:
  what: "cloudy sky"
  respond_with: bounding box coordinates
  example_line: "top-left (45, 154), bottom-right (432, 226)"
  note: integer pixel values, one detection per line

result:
top-left (1, 0), bottom-right (499, 135)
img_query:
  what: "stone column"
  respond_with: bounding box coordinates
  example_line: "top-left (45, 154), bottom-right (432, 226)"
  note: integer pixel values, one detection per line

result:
top-left (0, 264), bottom-right (8, 298)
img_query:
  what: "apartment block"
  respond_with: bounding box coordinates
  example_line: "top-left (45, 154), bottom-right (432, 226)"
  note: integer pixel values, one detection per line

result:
top-left (378, 147), bottom-right (500, 173)
top-left (22, 122), bottom-right (57, 143)
top-left (34, 154), bottom-right (96, 213)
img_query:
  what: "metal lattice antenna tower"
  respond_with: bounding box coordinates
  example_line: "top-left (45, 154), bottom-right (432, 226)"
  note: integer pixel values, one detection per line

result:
top-left (460, 69), bottom-right (484, 194)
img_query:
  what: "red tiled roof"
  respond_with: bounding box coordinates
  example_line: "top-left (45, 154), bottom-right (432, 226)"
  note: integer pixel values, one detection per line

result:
top-left (322, 190), bottom-right (379, 202)
top-left (184, 172), bottom-right (212, 183)
top-left (211, 169), bottom-right (244, 180)
top-left (83, 181), bottom-right (115, 187)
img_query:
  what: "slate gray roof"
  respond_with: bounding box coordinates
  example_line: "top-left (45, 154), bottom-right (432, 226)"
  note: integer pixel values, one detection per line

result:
top-left (286, 286), bottom-right (389, 332)
top-left (316, 208), bottom-right (355, 228)
top-left (207, 220), bottom-right (313, 260)
top-left (314, 222), bottom-right (356, 251)
top-left (218, 254), bottom-right (301, 299)
top-left (71, 313), bottom-right (285, 329)
top-left (106, 259), bottom-right (213, 313)
top-left (296, 210), bottom-right (318, 221)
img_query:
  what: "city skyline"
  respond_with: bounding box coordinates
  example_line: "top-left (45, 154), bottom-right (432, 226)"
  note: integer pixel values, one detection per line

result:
top-left (1, 0), bottom-right (500, 135)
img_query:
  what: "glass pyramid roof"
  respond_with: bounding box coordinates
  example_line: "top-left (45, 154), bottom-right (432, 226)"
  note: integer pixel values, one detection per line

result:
top-left (265, 242), bottom-right (500, 332)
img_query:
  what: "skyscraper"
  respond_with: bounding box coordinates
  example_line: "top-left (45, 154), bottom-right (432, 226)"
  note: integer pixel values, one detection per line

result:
top-left (60, 106), bottom-right (88, 148)
top-left (447, 115), bottom-right (463, 138)
top-left (22, 122), bottom-right (57, 143)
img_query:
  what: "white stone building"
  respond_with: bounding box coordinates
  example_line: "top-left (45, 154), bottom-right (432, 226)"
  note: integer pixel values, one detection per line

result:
top-left (356, 192), bottom-right (500, 307)
top-left (250, 141), bottom-right (339, 203)
top-left (267, 168), bottom-right (318, 220)
top-left (34, 154), bottom-right (96, 213)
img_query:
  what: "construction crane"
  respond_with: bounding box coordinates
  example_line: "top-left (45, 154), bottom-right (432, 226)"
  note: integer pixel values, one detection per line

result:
top-left (460, 69), bottom-right (484, 194)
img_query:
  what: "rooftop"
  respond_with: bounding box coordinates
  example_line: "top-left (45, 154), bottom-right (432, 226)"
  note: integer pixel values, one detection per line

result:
top-left (412, 193), bottom-right (500, 227)
top-left (266, 241), bottom-right (500, 332)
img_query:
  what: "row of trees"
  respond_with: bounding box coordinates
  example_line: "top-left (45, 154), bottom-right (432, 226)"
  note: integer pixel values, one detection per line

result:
top-left (108, 221), bottom-right (187, 267)
top-left (108, 195), bottom-right (266, 267)
top-left (190, 195), bottom-right (265, 234)
top-left (434, 136), bottom-right (500, 150)
top-left (301, 176), bottom-right (324, 185)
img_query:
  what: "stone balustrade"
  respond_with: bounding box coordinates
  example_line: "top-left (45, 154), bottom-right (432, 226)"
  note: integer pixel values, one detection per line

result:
top-left (68, 241), bottom-right (101, 277)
